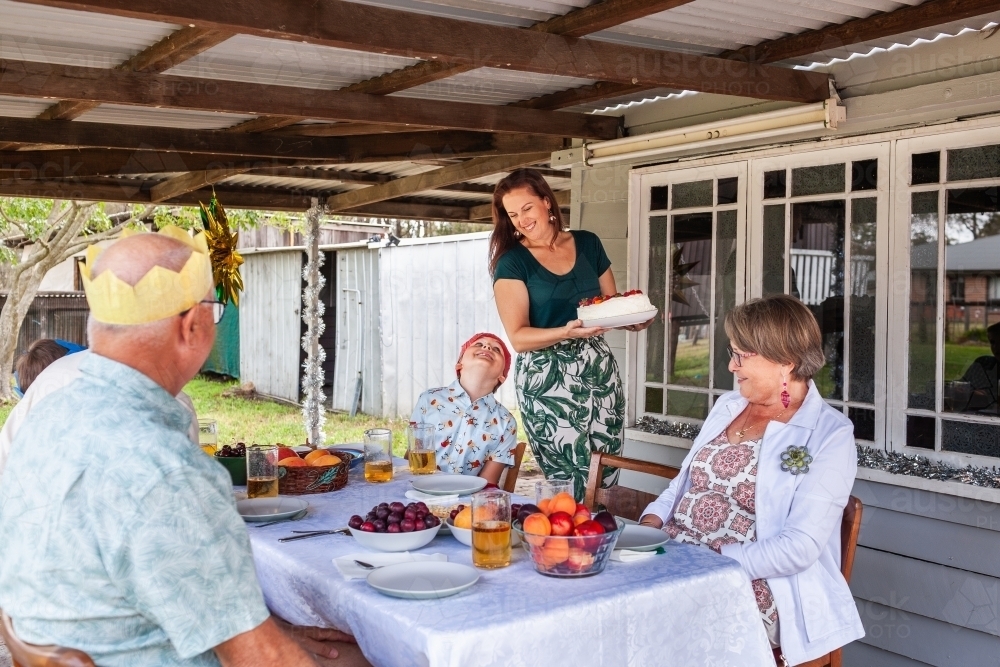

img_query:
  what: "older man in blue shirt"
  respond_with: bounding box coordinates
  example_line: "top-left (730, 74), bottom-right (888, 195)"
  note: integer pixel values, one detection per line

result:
top-left (0, 230), bottom-right (344, 666)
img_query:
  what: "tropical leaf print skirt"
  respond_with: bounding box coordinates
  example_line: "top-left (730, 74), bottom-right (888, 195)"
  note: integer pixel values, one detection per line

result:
top-left (514, 335), bottom-right (624, 500)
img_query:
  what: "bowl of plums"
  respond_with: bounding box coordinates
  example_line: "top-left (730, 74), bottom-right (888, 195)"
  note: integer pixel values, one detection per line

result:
top-left (347, 501), bottom-right (442, 552)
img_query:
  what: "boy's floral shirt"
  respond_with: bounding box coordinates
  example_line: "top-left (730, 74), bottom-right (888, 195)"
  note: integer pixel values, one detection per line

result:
top-left (410, 380), bottom-right (518, 475)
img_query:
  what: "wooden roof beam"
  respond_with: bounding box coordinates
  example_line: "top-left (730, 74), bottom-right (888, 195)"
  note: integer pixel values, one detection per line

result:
top-left (324, 153), bottom-right (550, 212)
top-left (0, 118), bottom-right (569, 161)
top-left (0, 60), bottom-right (620, 140)
top-left (12, 0), bottom-right (830, 103)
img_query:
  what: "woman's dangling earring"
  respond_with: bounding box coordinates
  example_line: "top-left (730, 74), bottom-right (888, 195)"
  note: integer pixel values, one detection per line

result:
top-left (780, 374), bottom-right (790, 409)
top-left (548, 209), bottom-right (556, 223)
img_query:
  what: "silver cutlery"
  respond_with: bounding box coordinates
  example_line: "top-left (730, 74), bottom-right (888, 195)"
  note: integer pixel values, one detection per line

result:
top-left (353, 560), bottom-right (379, 570)
top-left (254, 509), bottom-right (308, 528)
top-left (278, 528), bottom-right (350, 542)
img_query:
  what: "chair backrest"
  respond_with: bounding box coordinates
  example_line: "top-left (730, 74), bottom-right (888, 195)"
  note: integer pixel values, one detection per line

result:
top-left (584, 452), bottom-right (679, 521)
top-left (0, 611), bottom-right (96, 667)
top-left (840, 496), bottom-right (863, 583)
top-left (500, 441), bottom-right (527, 494)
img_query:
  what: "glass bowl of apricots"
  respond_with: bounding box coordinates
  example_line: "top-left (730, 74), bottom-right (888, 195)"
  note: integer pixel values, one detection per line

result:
top-left (512, 491), bottom-right (624, 578)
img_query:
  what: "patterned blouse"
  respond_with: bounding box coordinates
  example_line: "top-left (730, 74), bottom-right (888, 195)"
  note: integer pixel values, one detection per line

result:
top-left (664, 431), bottom-right (779, 628)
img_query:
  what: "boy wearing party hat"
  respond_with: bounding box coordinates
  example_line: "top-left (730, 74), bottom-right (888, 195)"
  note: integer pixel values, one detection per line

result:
top-left (410, 332), bottom-right (518, 484)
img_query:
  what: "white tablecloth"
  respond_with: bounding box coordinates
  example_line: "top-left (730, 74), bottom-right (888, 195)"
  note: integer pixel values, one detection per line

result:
top-left (246, 464), bottom-right (773, 667)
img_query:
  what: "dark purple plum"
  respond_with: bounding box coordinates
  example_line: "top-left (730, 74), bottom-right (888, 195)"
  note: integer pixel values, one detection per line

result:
top-left (400, 519), bottom-right (415, 532)
top-left (372, 519), bottom-right (387, 533)
top-left (360, 521), bottom-right (376, 532)
top-left (389, 502), bottom-right (405, 514)
top-left (348, 515), bottom-right (364, 529)
top-left (387, 513), bottom-right (401, 524)
top-left (375, 507), bottom-right (390, 520)
top-left (592, 511), bottom-right (618, 534)
top-left (424, 515), bottom-right (440, 527)
top-left (403, 508), bottom-right (417, 521)
top-left (387, 523), bottom-right (401, 533)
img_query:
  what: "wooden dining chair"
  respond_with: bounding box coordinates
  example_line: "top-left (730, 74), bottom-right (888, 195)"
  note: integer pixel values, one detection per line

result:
top-left (500, 441), bottom-right (527, 493)
top-left (583, 452), bottom-right (680, 520)
top-left (782, 495), bottom-right (864, 667)
top-left (0, 611), bottom-right (95, 667)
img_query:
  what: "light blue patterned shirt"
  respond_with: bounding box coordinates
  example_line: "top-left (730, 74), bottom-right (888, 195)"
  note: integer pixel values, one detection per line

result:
top-left (410, 380), bottom-right (518, 475)
top-left (0, 353), bottom-right (269, 666)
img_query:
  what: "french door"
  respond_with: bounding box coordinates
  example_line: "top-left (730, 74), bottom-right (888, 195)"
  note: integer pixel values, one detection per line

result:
top-left (748, 143), bottom-right (891, 445)
top-left (634, 163), bottom-right (749, 424)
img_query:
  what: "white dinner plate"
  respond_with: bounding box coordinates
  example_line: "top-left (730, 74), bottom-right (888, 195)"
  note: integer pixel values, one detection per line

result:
top-left (366, 562), bottom-right (480, 600)
top-left (580, 308), bottom-right (658, 329)
top-left (236, 497), bottom-right (309, 523)
top-left (614, 524), bottom-right (670, 552)
top-left (410, 474), bottom-right (488, 496)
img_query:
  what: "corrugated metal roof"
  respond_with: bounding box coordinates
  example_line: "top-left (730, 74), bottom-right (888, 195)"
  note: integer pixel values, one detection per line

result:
top-left (0, 0), bottom-right (177, 68)
top-left (393, 67), bottom-right (595, 105)
top-left (74, 103), bottom-right (255, 129)
top-left (165, 34), bottom-right (420, 89)
top-left (0, 94), bottom-right (52, 118)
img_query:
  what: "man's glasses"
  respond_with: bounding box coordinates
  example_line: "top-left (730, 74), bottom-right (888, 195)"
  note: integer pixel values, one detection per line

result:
top-left (726, 344), bottom-right (757, 367)
top-left (181, 300), bottom-right (225, 324)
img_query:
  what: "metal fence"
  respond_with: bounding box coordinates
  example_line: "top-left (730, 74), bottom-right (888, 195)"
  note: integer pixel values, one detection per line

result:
top-left (0, 292), bottom-right (89, 368)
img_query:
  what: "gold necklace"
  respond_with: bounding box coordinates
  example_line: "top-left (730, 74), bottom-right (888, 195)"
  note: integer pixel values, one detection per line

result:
top-left (733, 402), bottom-right (793, 439)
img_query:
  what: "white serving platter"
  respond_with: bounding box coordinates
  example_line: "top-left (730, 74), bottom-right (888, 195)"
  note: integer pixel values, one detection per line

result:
top-left (366, 561), bottom-right (480, 600)
top-left (236, 497), bottom-right (309, 523)
top-left (411, 474), bottom-right (488, 496)
top-left (581, 308), bottom-right (658, 329)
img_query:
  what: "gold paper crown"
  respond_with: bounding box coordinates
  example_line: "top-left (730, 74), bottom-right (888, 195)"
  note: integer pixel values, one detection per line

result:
top-left (81, 226), bottom-right (214, 325)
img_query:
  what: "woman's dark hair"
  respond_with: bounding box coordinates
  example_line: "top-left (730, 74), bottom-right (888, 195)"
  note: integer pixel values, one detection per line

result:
top-left (15, 339), bottom-right (70, 393)
top-left (488, 168), bottom-right (565, 276)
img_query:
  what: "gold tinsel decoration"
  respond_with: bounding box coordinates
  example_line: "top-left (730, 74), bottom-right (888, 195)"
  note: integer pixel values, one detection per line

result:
top-left (199, 193), bottom-right (244, 306)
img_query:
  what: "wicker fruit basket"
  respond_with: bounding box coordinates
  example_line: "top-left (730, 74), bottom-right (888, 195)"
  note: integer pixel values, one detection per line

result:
top-left (277, 451), bottom-right (353, 495)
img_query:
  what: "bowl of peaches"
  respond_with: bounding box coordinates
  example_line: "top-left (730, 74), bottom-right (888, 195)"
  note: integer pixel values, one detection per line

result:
top-left (512, 492), bottom-right (624, 578)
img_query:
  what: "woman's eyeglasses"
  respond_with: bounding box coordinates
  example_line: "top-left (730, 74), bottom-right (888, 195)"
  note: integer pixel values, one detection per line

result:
top-left (726, 345), bottom-right (757, 367)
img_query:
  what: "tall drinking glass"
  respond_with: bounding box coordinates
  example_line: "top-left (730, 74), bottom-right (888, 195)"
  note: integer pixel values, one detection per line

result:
top-left (364, 428), bottom-right (393, 483)
top-left (534, 480), bottom-right (574, 506)
top-left (472, 489), bottom-right (511, 569)
top-left (247, 444), bottom-right (278, 498)
top-left (198, 418), bottom-right (218, 456)
top-left (407, 424), bottom-right (437, 475)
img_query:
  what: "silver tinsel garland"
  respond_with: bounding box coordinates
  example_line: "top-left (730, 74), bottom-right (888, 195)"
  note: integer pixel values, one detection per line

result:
top-left (632, 416), bottom-right (1000, 489)
top-left (301, 199), bottom-right (326, 446)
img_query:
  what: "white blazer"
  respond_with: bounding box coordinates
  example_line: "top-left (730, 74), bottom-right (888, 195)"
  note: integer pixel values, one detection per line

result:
top-left (642, 381), bottom-right (864, 665)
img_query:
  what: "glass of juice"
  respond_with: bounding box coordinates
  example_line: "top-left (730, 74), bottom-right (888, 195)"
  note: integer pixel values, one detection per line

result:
top-left (471, 489), bottom-right (511, 569)
top-left (364, 428), bottom-right (393, 483)
top-left (247, 444), bottom-right (279, 498)
top-left (198, 418), bottom-right (218, 456)
top-left (407, 423), bottom-right (437, 475)
top-left (534, 479), bottom-right (574, 505)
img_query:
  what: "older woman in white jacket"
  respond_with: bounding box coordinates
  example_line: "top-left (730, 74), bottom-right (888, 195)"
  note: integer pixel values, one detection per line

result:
top-left (639, 295), bottom-right (863, 666)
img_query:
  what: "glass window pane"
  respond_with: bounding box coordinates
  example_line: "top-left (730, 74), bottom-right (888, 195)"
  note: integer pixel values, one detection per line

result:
top-left (645, 216), bottom-right (668, 383)
top-left (714, 210), bottom-right (738, 391)
top-left (947, 144), bottom-right (1000, 182)
top-left (791, 200), bottom-right (846, 400)
top-left (849, 407), bottom-right (876, 441)
top-left (650, 185), bottom-right (669, 211)
top-left (644, 386), bottom-right (664, 414)
top-left (791, 164), bottom-right (845, 197)
top-left (666, 390), bottom-right (708, 420)
top-left (851, 159), bottom-right (878, 191)
top-left (941, 420), bottom-right (1000, 457)
top-left (668, 213), bottom-right (712, 387)
top-left (906, 415), bottom-right (936, 449)
top-left (717, 177), bottom-right (739, 205)
top-left (850, 198), bottom-right (878, 403)
top-left (762, 204), bottom-right (786, 296)
top-left (764, 170), bottom-right (786, 199)
top-left (943, 187), bottom-right (1000, 416)
top-left (908, 191), bottom-right (939, 410)
top-left (672, 180), bottom-right (712, 209)
top-left (912, 151), bottom-right (940, 185)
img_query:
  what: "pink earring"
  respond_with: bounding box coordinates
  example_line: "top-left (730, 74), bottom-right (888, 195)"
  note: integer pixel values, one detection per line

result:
top-left (780, 375), bottom-right (790, 409)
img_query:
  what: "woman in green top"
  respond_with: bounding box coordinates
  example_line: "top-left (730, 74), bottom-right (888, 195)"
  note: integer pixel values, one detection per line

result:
top-left (490, 169), bottom-right (654, 500)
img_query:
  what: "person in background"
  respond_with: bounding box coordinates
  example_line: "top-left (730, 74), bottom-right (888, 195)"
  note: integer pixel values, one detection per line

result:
top-left (0, 228), bottom-right (367, 667)
top-left (958, 321), bottom-right (999, 413)
top-left (12, 338), bottom-right (85, 396)
top-left (490, 168), bottom-right (653, 500)
top-left (638, 295), bottom-right (863, 666)
top-left (410, 332), bottom-right (518, 485)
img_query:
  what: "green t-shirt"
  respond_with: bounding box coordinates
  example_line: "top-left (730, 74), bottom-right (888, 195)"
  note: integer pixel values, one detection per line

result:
top-left (493, 230), bottom-right (612, 329)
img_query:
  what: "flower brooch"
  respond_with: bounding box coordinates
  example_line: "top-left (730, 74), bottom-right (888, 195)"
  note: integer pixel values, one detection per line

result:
top-left (780, 445), bottom-right (813, 475)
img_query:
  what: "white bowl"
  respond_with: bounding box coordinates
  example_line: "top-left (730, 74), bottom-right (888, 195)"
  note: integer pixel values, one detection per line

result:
top-left (446, 518), bottom-right (473, 546)
top-left (350, 522), bottom-right (442, 552)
